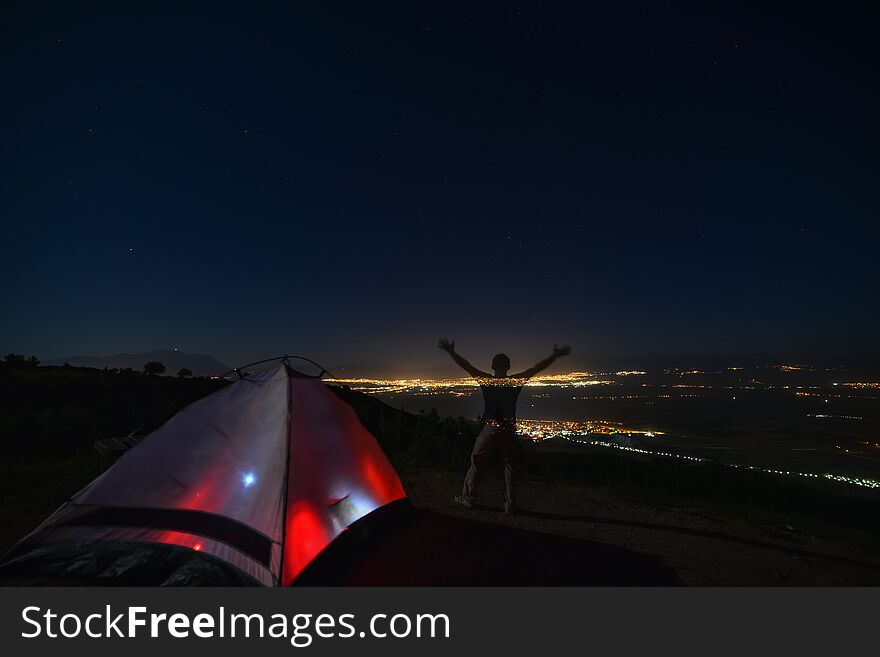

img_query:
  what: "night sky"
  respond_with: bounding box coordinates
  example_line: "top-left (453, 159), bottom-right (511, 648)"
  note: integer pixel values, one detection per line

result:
top-left (3, 3), bottom-right (878, 372)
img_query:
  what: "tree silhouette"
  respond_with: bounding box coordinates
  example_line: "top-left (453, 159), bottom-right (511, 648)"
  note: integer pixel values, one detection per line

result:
top-left (177, 367), bottom-right (193, 378)
top-left (144, 361), bottom-right (166, 376)
top-left (3, 353), bottom-right (39, 369)
top-left (4, 353), bottom-right (25, 366)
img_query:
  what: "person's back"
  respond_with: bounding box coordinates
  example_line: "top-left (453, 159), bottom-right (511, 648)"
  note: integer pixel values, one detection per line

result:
top-left (479, 376), bottom-right (523, 425)
top-left (438, 339), bottom-right (570, 513)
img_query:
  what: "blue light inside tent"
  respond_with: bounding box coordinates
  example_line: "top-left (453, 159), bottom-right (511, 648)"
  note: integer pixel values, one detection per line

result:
top-left (242, 472), bottom-right (256, 488)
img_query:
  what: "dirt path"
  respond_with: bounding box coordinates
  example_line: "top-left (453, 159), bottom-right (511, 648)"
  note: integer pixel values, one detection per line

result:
top-left (401, 468), bottom-right (880, 585)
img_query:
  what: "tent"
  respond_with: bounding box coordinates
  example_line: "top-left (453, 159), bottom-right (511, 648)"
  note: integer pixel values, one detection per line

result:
top-left (0, 361), bottom-right (407, 586)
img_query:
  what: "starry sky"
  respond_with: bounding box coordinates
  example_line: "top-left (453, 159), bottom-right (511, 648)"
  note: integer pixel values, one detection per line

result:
top-left (2, 2), bottom-right (878, 372)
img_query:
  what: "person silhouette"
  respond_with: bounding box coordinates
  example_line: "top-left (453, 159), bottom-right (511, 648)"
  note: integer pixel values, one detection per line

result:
top-left (438, 338), bottom-right (571, 514)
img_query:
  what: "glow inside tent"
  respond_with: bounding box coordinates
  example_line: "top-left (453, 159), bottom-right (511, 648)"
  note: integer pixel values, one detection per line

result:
top-left (4, 363), bottom-right (407, 585)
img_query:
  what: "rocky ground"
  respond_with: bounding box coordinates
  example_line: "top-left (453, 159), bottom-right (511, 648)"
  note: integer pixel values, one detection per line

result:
top-left (402, 467), bottom-right (880, 585)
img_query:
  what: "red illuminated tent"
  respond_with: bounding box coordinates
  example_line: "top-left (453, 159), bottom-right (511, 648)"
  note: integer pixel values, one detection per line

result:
top-left (0, 361), bottom-right (407, 586)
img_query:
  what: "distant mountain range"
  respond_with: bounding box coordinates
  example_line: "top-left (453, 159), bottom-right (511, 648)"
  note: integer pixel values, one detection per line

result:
top-left (39, 349), bottom-right (880, 380)
top-left (44, 349), bottom-right (230, 377)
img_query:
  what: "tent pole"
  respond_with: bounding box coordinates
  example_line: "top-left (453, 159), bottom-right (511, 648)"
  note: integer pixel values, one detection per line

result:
top-left (278, 360), bottom-right (293, 586)
top-left (220, 355), bottom-right (332, 379)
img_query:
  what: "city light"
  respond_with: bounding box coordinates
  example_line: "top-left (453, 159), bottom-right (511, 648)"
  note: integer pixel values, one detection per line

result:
top-left (516, 418), bottom-right (663, 441)
top-left (324, 369), bottom-right (880, 493)
top-left (324, 371), bottom-right (619, 395)
top-left (554, 435), bottom-right (880, 490)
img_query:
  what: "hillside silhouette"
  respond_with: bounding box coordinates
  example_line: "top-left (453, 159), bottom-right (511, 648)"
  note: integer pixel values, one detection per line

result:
top-left (43, 349), bottom-right (229, 377)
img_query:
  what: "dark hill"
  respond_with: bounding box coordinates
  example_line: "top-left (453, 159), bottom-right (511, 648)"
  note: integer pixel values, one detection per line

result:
top-left (43, 349), bottom-right (230, 377)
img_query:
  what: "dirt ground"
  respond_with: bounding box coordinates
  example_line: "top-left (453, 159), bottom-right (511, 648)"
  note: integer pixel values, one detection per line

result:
top-left (401, 467), bottom-right (880, 585)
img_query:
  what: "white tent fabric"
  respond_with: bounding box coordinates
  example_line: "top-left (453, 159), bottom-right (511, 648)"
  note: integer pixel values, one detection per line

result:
top-left (8, 363), bottom-right (407, 585)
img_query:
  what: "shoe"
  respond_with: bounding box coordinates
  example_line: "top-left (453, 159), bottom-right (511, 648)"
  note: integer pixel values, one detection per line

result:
top-left (454, 495), bottom-right (474, 508)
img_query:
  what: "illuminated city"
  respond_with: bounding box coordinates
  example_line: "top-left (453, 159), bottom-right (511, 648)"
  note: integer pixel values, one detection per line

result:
top-left (515, 418), bottom-right (662, 441)
top-left (323, 371), bottom-right (621, 395)
top-left (325, 366), bottom-right (880, 493)
top-left (324, 369), bottom-right (880, 400)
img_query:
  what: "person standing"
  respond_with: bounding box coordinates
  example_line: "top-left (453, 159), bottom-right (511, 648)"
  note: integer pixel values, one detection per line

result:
top-left (438, 338), bottom-right (571, 514)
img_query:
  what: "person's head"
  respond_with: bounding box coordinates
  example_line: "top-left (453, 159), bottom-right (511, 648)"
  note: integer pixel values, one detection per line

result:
top-left (491, 353), bottom-right (511, 376)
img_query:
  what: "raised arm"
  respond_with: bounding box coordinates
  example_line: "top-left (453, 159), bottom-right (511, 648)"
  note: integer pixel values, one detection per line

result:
top-left (511, 344), bottom-right (571, 379)
top-left (438, 338), bottom-right (491, 379)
